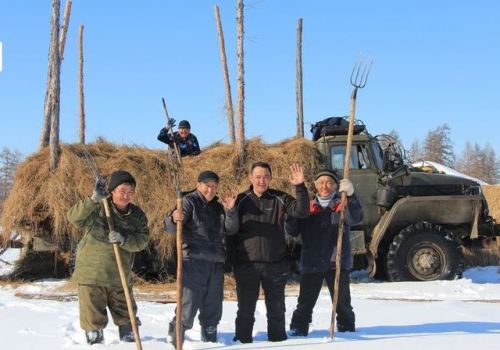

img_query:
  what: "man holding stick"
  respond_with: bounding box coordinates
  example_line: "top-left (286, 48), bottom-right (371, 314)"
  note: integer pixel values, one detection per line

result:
top-left (287, 169), bottom-right (363, 336)
top-left (164, 170), bottom-right (237, 349)
top-left (68, 170), bottom-right (149, 345)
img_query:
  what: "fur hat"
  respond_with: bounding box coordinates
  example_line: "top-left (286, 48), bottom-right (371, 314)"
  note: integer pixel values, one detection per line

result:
top-left (107, 170), bottom-right (136, 192)
top-left (314, 169), bottom-right (339, 183)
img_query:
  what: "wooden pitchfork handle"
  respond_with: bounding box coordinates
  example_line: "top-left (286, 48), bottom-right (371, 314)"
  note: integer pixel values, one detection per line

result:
top-left (175, 195), bottom-right (184, 350)
top-left (101, 198), bottom-right (143, 350)
top-left (329, 88), bottom-right (358, 339)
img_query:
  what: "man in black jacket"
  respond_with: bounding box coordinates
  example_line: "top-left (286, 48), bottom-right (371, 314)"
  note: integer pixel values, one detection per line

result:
top-left (158, 119), bottom-right (201, 157)
top-left (228, 162), bottom-right (309, 343)
top-left (287, 169), bottom-right (363, 336)
top-left (165, 170), bottom-right (237, 348)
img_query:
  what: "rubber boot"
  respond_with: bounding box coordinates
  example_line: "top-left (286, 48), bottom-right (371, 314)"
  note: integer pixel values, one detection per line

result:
top-left (85, 329), bottom-right (104, 345)
top-left (118, 324), bottom-right (135, 342)
top-left (201, 325), bottom-right (217, 342)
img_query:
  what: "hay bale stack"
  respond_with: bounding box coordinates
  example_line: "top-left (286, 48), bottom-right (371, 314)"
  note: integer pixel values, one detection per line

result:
top-left (482, 185), bottom-right (500, 222)
top-left (0, 138), bottom-right (321, 261)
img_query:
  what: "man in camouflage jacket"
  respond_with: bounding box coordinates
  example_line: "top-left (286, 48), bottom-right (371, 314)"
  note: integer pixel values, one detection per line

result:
top-left (67, 170), bottom-right (149, 345)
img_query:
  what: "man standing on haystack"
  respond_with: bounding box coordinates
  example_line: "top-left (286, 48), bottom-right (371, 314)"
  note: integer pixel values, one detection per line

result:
top-left (164, 170), bottom-right (237, 348)
top-left (67, 170), bottom-right (150, 345)
top-left (287, 169), bottom-right (363, 336)
top-left (158, 119), bottom-right (201, 157)
top-left (228, 162), bottom-right (309, 343)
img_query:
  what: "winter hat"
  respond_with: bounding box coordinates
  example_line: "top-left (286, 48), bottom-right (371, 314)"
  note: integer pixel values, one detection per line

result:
top-left (107, 170), bottom-right (136, 192)
top-left (314, 169), bottom-right (339, 184)
top-left (178, 120), bottom-right (191, 129)
top-left (197, 170), bottom-right (220, 183)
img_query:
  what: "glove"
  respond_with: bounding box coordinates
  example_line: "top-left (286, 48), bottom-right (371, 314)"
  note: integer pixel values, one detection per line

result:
top-left (109, 230), bottom-right (125, 246)
top-left (339, 179), bottom-right (354, 196)
top-left (167, 118), bottom-right (176, 131)
top-left (91, 178), bottom-right (107, 203)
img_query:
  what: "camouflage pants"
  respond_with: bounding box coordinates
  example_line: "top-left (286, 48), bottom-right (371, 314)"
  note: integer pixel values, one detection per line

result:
top-left (78, 284), bottom-right (137, 331)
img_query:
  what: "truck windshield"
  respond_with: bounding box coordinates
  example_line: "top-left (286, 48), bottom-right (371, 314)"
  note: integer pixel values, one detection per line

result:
top-left (330, 144), bottom-right (371, 170)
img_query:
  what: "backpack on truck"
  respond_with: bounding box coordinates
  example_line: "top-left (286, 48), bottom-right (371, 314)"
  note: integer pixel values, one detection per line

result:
top-left (310, 116), bottom-right (366, 141)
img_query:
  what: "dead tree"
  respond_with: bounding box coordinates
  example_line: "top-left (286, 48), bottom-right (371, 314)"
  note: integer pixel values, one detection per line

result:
top-left (236, 0), bottom-right (245, 165)
top-left (39, 0), bottom-right (72, 149)
top-left (48, 0), bottom-right (61, 172)
top-left (214, 4), bottom-right (236, 144)
top-left (78, 24), bottom-right (85, 144)
top-left (296, 18), bottom-right (304, 138)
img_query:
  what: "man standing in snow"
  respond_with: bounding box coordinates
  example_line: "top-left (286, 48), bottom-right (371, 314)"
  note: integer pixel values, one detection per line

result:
top-left (157, 119), bottom-right (201, 157)
top-left (67, 170), bottom-right (150, 345)
top-left (228, 162), bottom-right (309, 343)
top-left (287, 169), bottom-right (363, 336)
top-left (165, 170), bottom-right (237, 348)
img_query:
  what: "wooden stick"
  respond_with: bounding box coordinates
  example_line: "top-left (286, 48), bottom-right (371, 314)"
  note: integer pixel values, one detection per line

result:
top-left (101, 198), bottom-right (143, 350)
top-left (329, 88), bottom-right (358, 338)
top-left (78, 24), bottom-right (85, 144)
top-left (296, 17), bottom-right (304, 138)
top-left (214, 4), bottom-right (236, 144)
top-left (175, 196), bottom-right (183, 350)
top-left (236, 0), bottom-right (245, 166)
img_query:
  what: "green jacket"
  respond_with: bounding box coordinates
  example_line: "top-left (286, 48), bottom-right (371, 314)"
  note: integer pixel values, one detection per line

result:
top-left (67, 197), bottom-right (150, 288)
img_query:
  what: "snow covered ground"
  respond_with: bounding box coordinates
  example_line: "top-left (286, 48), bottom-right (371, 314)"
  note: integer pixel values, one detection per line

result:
top-left (1, 249), bottom-right (499, 349)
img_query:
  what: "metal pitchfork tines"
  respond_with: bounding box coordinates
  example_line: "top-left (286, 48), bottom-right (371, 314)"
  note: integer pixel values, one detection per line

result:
top-left (350, 55), bottom-right (373, 97)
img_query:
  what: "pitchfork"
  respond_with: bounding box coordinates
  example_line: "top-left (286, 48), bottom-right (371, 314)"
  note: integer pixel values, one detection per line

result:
top-left (329, 56), bottom-right (372, 339)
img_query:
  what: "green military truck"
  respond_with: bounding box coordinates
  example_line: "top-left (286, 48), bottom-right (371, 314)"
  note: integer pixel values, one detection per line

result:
top-left (312, 117), bottom-right (498, 281)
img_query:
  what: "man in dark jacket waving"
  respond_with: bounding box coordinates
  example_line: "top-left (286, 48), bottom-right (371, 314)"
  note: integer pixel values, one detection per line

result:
top-left (228, 162), bottom-right (309, 343)
top-left (287, 169), bottom-right (363, 336)
top-left (165, 170), bottom-right (237, 348)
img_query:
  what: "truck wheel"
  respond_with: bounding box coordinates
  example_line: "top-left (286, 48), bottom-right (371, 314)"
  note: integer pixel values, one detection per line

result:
top-left (386, 223), bottom-right (463, 281)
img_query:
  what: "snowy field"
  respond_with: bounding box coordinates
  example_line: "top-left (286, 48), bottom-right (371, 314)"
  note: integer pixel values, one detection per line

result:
top-left (1, 249), bottom-right (499, 349)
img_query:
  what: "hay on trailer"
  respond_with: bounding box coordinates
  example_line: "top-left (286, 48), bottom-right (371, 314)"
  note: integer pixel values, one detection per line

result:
top-left (482, 185), bottom-right (500, 222)
top-left (0, 138), bottom-right (322, 265)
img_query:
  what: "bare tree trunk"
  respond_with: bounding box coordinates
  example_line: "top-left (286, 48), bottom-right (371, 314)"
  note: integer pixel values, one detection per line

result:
top-left (78, 25), bottom-right (85, 144)
top-left (48, 0), bottom-right (61, 172)
top-left (59, 0), bottom-right (72, 60)
top-left (214, 4), bottom-right (236, 144)
top-left (39, 0), bottom-right (72, 149)
top-left (236, 0), bottom-right (245, 166)
top-left (296, 17), bottom-right (304, 138)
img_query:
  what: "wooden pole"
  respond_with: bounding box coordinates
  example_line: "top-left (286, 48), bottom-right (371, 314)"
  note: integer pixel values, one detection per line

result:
top-left (78, 24), bottom-right (85, 144)
top-left (214, 4), bottom-right (236, 144)
top-left (40, 0), bottom-right (72, 149)
top-left (329, 88), bottom-right (358, 338)
top-left (236, 0), bottom-right (245, 166)
top-left (48, 0), bottom-right (61, 172)
top-left (296, 17), bottom-right (304, 138)
top-left (175, 196), bottom-right (183, 350)
top-left (101, 199), bottom-right (143, 350)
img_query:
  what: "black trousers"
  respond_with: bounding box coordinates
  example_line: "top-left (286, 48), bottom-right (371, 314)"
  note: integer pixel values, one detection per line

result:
top-left (170, 259), bottom-right (224, 330)
top-left (290, 269), bottom-right (355, 332)
top-left (234, 261), bottom-right (288, 343)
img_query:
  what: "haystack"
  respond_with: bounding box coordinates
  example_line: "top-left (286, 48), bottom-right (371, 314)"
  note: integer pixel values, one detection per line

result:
top-left (0, 138), bottom-right (322, 270)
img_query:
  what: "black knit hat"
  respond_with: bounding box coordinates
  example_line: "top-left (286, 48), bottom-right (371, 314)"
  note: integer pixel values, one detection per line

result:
top-left (197, 170), bottom-right (220, 183)
top-left (107, 170), bottom-right (136, 192)
top-left (314, 169), bottom-right (339, 183)
top-left (178, 120), bottom-right (191, 129)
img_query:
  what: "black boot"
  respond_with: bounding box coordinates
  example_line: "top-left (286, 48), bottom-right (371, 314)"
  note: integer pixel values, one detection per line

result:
top-left (118, 324), bottom-right (135, 342)
top-left (289, 323), bottom-right (309, 337)
top-left (337, 323), bottom-right (355, 332)
top-left (201, 326), bottom-right (217, 342)
top-left (85, 329), bottom-right (104, 345)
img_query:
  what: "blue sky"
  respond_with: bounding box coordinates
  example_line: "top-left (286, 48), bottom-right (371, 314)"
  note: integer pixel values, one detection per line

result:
top-left (0, 1), bottom-right (499, 158)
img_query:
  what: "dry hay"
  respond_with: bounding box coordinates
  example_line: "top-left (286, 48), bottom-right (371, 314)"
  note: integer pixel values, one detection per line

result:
top-left (482, 185), bottom-right (500, 222)
top-left (0, 138), bottom-right (322, 266)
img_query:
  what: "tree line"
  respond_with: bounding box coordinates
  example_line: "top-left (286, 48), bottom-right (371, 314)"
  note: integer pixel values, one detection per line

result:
top-left (390, 123), bottom-right (499, 184)
top-left (0, 148), bottom-right (22, 214)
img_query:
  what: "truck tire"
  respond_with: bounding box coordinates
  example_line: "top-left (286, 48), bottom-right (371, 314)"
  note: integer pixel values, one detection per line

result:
top-left (386, 223), bottom-right (463, 281)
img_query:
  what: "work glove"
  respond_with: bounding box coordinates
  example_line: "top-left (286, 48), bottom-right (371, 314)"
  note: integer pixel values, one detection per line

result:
top-left (339, 178), bottom-right (354, 197)
top-left (109, 230), bottom-right (125, 246)
top-left (167, 118), bottom-right (176, 131)
top-left (91, 178), bottom-right (107, 203)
